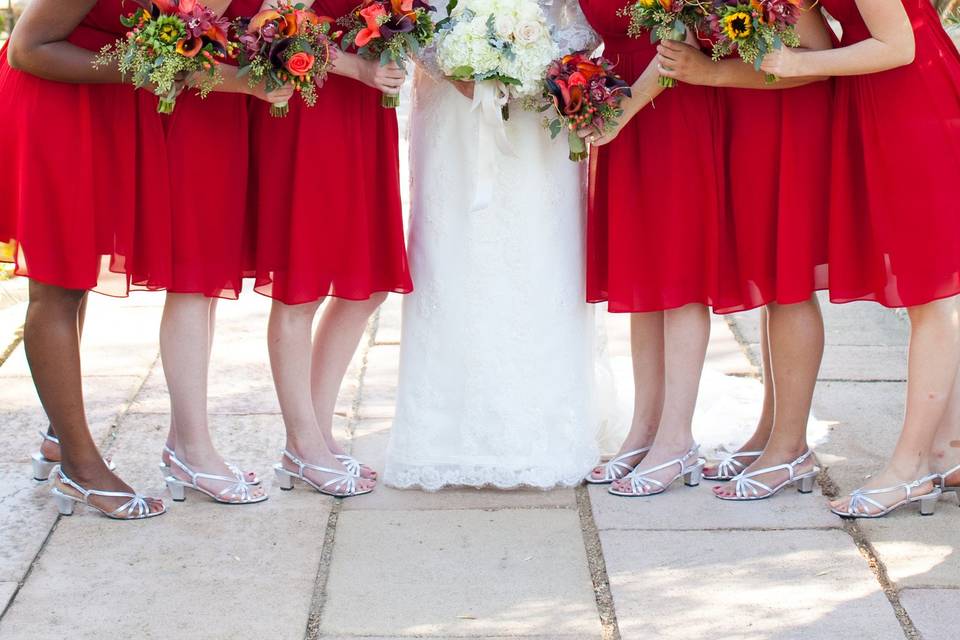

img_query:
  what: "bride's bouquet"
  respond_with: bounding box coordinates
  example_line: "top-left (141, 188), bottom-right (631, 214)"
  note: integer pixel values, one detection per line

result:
top-left (435, 0), bottom-right (559, 119)
top-left (619, 0), bottom-right (708, 88)
top-left (94, 0), bottom-right (233, 113)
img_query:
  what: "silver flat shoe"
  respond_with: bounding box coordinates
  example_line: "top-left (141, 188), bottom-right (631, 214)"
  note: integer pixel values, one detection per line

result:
top-left (586, 447), bottom-right (651, 485)
top-left (274, 450), bottom-right (373, 498)
top-left (32, 430), bottom-right (115, 481)
top-left (832, 475), bottom-right (942, 519)
top-left (50, 466), bottom-right (166, 520)
top-left (608, 445), bottom-right (704, 497)
top-left (717, 450), bottom-right (819, 501)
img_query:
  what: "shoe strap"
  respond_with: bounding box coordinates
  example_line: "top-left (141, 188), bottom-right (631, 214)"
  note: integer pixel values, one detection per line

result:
top-left (939, 463), bottom-right (960, 483)
top-left (169, 452), bottom-right (248, 499)
top-left (846, 475), bottom-right (940, 516)
top-left (283, 450), bottom-right (358, 495)
top-left (334, 454), bottom-right (363, 477)
top-left (39, 430), bottom-right (60, 445)
top-left (714, 451), bottom-right (763, 478)
top-left (733, 450), bottom-right (815, 498)
top-left (597, 447), bottom-right (650, 481)
top-left (55, 467), bottom-right (151, 518)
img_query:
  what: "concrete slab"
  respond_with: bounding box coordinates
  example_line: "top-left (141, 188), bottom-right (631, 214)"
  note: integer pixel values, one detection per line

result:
top-left (602, 529), bottom-right (904, 640)
top-left (0, 464), bottom-right (59, 584)
top-left (858, 513), bottom-right (960, 589)
top-left (130, 362), bottom-right (279, 416)
top-left (0, 583), bottom-right (15, 616)
top-left (0, 490), bottom-right (331, 640)
top-left (345, 429), bottom-right (577, 511)
top-left (0, 375), bottom-right (146, 464)
top-left (374, 295), bottom-right (403, 345)
top-left (357, 345), bottom-right (400, 420)
top-left (899, 588), bottom-right (960, 640)
top-left (320, 509), bottom-right (601, 638)
top-left (588, 482), bottom-right (839, 532)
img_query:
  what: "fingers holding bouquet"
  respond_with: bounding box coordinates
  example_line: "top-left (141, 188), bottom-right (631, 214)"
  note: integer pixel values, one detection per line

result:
top-left (656, 40), bottom-right (714, 86)
top-left (361, 58), bottom-right (407, 95)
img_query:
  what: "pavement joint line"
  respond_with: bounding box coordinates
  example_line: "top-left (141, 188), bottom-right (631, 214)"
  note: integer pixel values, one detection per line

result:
top-left (596, 525), bottom-right (843, 533)
top-left (575, 484), bottom-right (621, 640)
top-left (0, 507), bottom-right (61, 623)
top-left (0, 324), bottom-right (23, 369)
top-left (99, 351), bottom-right (163, 454)
top-left (304, 309), bottom-right (379, 640)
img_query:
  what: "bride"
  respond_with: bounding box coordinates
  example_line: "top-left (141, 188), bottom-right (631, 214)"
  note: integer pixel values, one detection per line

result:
top-left (383, 0), bottom-right (603, 491)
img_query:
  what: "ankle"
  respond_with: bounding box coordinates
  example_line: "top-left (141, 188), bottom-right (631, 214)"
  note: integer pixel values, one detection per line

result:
top-left (885, 457), bottom-right (931, 481)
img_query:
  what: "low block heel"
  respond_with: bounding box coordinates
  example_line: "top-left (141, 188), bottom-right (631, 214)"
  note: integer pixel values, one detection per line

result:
top-left (798, 474), bottom-right (817, 494)
top-left (918, 493), bottom-right (938, 516)
top-left (32, 453), bottom-right (56, 482)
top-left (274, 466), bottom-right (295, 491)
top-left (166, 478), bottom-right (187, 502)
top-left (53, 490), bottom-right (75, 516)
top-left (684, 461), bottom-right (704, 487)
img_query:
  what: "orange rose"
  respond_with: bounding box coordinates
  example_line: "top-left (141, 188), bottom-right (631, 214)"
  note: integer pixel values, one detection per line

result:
top-left (286, 51), bottom-right (315, 77)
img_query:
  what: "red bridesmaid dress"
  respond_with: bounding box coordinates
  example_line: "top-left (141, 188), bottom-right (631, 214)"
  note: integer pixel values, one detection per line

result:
top-left (711, 83), bottom-right (832, 314)
top-left (0, 0), bottom-right (169, 295)
top-left (250, 0), bottom-right (413, 305)
top-left (150, 0), bottom-right (261, 300)
top-left (821, 0), bottom-right (960, 307)
top-left (579, 0), bottom-right (723, 313)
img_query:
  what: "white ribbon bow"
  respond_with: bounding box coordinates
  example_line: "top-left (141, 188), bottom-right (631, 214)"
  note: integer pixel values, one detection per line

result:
top-left (469, 80), bottom-right (516, 212)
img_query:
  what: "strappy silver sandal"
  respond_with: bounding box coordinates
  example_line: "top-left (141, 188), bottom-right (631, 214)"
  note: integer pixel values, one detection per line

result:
top-left (32, 430), bottom-right (116, 481)
top-left (608, 445), bottom-right (704, 497)
top-left (936, 462), bottom-right (960, 505)
top-left (158, 445), bottom-right (260, 486)
top-left (703, 449), bottom-right (763, 481)
top-left (50, 466), bottom-right (166, 520)
top-left (717, 450), bottom-right (819, 501)
top-left (832, 475), bottom-right (942, 519)
top-left (334, 454), bottom-right (377, 480)
top-left (585, 447), bottom-right (651, 484)
top-left (274, 450), bottom-right (373, 498)
top-left (164, 453), bottom-right (268, 505)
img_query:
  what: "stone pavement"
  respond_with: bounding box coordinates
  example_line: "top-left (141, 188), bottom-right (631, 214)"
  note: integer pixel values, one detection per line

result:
top-left (0, 277), bottom-right (957, 640)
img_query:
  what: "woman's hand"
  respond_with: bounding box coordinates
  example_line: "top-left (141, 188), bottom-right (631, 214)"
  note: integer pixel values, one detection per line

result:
top-left (578, 123), bottom-right (623, 148)
top-left (760, 46), bottom-right (805, 78)
top-left (358, 59), bottom-right (406, 94)
top-left (450, 79), bottom-right (474, 101)
top-left (251, 81), bottom-right (295, 105)
top-left (656, 40), bottom-right (716, 86)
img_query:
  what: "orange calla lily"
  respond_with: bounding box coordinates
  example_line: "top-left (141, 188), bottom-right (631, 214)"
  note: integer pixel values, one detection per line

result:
top-left (176, 37), bottom-right (202, 58)
top-left (249, 9), bottom-right (282, 32)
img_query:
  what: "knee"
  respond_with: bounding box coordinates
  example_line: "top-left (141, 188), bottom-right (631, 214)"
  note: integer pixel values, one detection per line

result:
top-left (270, 300), bottom-right (321, 331)
top-left (365, 292), bottom-right (389, 309)
top-left (907, 297), bottom-right (960, 327)
top-left (27, 281), bottom-right (86, 314)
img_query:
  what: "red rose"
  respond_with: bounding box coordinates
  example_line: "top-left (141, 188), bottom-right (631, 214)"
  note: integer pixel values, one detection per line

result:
top-left (285, 51), bottom-right (315, 77)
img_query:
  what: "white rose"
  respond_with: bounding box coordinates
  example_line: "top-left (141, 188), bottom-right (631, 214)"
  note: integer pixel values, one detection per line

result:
top-left (494, 14), bottom-right (517, 40)
top-left (513, 20), bottom-right (544, 45)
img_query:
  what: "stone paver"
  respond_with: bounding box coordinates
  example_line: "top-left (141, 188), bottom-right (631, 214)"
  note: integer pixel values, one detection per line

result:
top-left (601, 529), bottom-right (905, 640)
top-left (320, 509), bottom-right (601, 638)
top-left (858, 512), bottom-right (960, 589)
top-left (899, 588), bottom-right (960, 640)
top-left (0, 583), bottom-right (15, 616)
top-left (0, 464), bottom-right (58, 585)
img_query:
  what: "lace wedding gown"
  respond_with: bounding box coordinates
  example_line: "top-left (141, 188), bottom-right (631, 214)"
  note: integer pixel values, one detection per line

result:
top-left (383, 0), bottom-right (604, 491)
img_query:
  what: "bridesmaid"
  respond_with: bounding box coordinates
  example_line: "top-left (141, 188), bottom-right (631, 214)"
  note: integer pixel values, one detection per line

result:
top-left (762, 0), bottom-right (960, 517)
top-left (250, 0), bottom-right (411, 496)
top-left (654, 3), bottom-right (834, 501)
top-left (0, 0), bottom-right (166, 519)
top-left (157, 0), bottom-right (290, 505)
top-left (580, 0), bottom-right (721, 496)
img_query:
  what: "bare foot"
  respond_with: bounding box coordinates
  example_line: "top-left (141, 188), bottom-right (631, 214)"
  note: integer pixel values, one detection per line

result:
top-left (713, 448), bottom-right (815, 499)
top-left (163, 433), bottom-right (259, 485)
top-left (283, 441), bottom-right (377, 495)
top-left (169, 449), bottom-right (267, 503)
top-left (589, 436), bottom-right (654, 483)
top-left (56, 460), bottom-right (165, 518)
top-left (610, 442), bottom-right (697, 496)
top-left (829, 467), bottom-right (937, 517)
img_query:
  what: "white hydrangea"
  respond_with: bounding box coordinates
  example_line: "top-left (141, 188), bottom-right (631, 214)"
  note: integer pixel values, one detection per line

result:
top-left (436, 0), bottom-right (560, 99)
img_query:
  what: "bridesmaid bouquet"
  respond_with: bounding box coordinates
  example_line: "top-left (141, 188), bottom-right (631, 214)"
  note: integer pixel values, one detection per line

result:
top-left (235, 2), bottom-right (339, 117)
top-left (539, 52), bottom-right (632, 162)
top-left (95, 0), bottom-right (233, 113)
top-left (705, 0), bottom-right (803, 83)
top-left (435, 0), bottom-right (559, 119)
top-left (620, 0), bottom-right (708, 88)
top-left (340, 0), bottom-right (437, 108)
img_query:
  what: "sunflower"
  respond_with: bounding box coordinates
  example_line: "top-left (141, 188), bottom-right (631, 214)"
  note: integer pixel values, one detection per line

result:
top-left (722, 12), bottom-right (753, 40)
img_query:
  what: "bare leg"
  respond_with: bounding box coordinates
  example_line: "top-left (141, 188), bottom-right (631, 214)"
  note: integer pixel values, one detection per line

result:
top-left (716, 298), bottom-right (823, 497)
top-left (611, 304), bottom-right (710, 493)
top-left (269, 300), bottom-right (376, 493)
top-left (931, 359), bottom-right (960, 486)
top-left (831, 296), bottom-right (960, 511)
top-left (160, 293), bottom-right (263, 499)
top-left (41, 291), bottom-right (90, 459)
top-left (310, 294), bottom-right (387, 479)
top-left (704, 308), bottom-right (773, 476)
top-left (589, 311), bottom-right (665, 480)
top-left (25, 281), bottom-right (162, 514)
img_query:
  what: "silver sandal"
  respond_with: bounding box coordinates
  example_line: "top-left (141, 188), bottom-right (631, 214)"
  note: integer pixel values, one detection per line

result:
top-left (586, 447), bottom-right (651, 484)
top-left (274, 450), bottom-right (373, 498)
top-left (608, 445), bottom-right (704, 497)
top-left (50, 466), bottom-right (166, 520)
top-left (164, 453), bottom-right (268, 505)
top-left (703, 449), bottom-right (763, 481)
top-left (936, 462), bottom-right (960, 505)
top-left (32, 430), bottom-right (116, 481)
top-left (334, 453), bottom-right (377, 480)
top-left (832, 475), bottom-right (942, 519)
top-left (159, 445), bottom-right (260, 486)
top-left (717, 450), bottom-right (819, 501)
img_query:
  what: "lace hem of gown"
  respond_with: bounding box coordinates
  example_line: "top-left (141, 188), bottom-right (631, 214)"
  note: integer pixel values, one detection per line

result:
top-left (383, 456), bottom-right (597, 492)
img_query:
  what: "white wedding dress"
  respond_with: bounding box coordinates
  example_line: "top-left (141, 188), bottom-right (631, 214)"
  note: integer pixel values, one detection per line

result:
top-left (383, 0), bottom-right (604, 491)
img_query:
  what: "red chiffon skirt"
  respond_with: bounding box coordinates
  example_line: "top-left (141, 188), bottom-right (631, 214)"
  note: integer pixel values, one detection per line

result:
top-left (711, 84), bottom-right (832, 314)
top-left (585, 37), bottom-right (724, 312)
top-left (249, 73), bottom-right (412, 305)
top-left (153, 90), bottom-right (252, 299)
top-left (823, 0), bottom-right (960, 308)
top-left (0, 32), bottom-right (169, 295)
